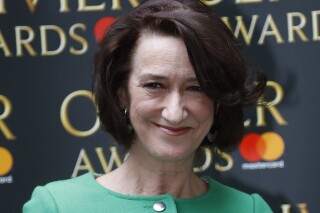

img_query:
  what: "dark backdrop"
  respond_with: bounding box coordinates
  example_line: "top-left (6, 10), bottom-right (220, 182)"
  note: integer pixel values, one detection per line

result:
top-left (1, 0), bottom-right (319, 212)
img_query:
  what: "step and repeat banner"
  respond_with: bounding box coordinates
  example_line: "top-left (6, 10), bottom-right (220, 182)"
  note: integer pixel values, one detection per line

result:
top-left (1, 0), bottom-right (319, 212)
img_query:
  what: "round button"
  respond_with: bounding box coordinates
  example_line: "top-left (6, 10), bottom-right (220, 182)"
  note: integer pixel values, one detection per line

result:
top-left (153, 201), bottom-right (166, 212)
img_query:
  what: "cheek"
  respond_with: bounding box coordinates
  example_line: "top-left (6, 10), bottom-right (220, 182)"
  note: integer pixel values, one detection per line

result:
top-left (128, 92), bottom-right (158, 121)
top-left (189, 99), bottom-right (214, 123)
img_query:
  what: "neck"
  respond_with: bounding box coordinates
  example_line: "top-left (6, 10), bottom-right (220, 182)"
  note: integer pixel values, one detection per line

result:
top-left (98, 145), bottom-right (207, 198)
top-left (121, 154), bottom-right (205, 198)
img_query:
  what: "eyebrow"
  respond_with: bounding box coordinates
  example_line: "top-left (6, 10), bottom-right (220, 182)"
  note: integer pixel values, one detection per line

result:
top-left (138, 74), bottom-right (198, 82)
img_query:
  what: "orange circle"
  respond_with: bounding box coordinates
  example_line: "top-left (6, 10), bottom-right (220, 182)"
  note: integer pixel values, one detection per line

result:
top-left (0, 147), bottom-right (13, 176)
top-left (260, 132), bottom-right (285, 161)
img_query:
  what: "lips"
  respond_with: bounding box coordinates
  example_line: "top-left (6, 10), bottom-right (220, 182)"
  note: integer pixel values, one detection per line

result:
top-left (154, 123), bottom-right (192, 136)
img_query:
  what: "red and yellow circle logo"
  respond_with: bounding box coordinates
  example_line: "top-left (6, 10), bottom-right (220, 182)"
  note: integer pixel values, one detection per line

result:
top-left (239, 132), bottom-right (285, 162)
top-left (0, 147), bottom-right (13, 176)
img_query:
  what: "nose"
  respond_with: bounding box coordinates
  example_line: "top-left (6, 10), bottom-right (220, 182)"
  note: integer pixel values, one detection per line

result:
top-left (161, 92), bottom-right (188, 125)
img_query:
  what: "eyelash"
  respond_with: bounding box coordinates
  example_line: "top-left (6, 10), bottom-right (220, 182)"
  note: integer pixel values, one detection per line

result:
top-left (187, 86), bottom-right (203, 93)
top-left (143, 82), bottom-right (163, 89)
top-left (143, 83), bottom-right (203, 93)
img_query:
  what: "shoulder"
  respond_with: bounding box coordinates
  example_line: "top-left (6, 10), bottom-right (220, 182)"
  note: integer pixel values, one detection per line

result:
top-left (44, 172), bottom-right (98, 194)
top-left (23, 173), bottom-right (102, 213)
top-left (204, 177), bottom-right (273, 213)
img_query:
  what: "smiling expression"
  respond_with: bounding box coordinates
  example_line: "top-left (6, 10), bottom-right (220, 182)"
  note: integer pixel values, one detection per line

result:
top-left (126, 34), bottom-right (214, 162)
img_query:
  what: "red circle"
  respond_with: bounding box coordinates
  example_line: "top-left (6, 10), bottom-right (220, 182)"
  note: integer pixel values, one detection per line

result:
top-left (94, 17), bottom-right (116, 42)
top-left (239, 133), bottom-right (263, 162)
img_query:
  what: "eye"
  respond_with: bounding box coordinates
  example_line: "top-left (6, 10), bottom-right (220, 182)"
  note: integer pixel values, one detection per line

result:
top-left (187, 86), bottom-right (203, 92)
top-left (143, 82), bottom-right (164, 89)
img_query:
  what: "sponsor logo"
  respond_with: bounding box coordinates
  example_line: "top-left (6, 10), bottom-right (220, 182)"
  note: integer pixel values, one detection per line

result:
top-left (0, 146), bottom-right (14, 184)
top-left (239, 132), bottom-right (285, 170)
top-left (94, 16), bottom-right (116, 42)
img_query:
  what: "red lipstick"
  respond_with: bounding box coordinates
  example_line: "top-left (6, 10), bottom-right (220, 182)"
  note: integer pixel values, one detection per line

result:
top-left (155, 124), bottom-right (191, 136)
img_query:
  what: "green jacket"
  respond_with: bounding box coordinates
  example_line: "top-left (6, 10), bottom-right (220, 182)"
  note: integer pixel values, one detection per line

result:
top-left (23, 173), bottom-right (273, 213)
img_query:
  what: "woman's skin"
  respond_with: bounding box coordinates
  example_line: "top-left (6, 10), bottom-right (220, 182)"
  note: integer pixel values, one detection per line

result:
top-left (97, 33), bottom-right (215, 199)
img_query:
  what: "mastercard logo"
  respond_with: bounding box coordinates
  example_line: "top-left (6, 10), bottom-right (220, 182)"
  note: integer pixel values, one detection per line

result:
top-left (239, 132), bottom-right (285, 162)
top-left (0, 146), bottom-right (13, 176)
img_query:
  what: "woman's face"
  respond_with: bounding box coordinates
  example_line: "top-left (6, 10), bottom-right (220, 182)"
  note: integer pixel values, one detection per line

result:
top-left (126, 34), bottom-right (214, 163)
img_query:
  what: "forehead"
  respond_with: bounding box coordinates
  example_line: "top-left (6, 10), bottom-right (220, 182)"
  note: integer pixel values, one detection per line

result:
top-left (131, 33), bottom-right (195, 78)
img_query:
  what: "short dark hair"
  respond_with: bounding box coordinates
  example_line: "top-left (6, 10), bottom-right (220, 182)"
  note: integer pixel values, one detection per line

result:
top-left (93, 0), bottom-right (266, 150)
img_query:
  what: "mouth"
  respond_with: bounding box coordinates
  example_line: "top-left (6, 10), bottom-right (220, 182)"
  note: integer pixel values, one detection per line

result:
top-left (154, 123), bottom-right (192, 136)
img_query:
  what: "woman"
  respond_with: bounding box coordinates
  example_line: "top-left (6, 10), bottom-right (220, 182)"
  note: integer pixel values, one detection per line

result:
top-left (24, 0), bottom-right (272, 212)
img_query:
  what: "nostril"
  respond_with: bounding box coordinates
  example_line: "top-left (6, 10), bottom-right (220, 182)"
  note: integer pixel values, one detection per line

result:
top-left (161, 106), bottom-right (187, 125)
top-left (161, 92), bottom-right (188, 124)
